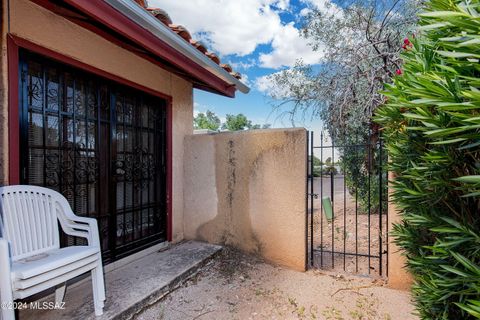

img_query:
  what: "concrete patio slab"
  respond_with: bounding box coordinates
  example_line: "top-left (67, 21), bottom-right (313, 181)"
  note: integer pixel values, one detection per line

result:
top-left (19, 241), bottom-right (222, 320)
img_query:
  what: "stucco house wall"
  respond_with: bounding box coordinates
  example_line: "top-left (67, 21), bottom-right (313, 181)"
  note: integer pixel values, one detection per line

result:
top-left (0, 0), bottom-right (193, 242)
top-left (183, 128), bottom-right (307, 271)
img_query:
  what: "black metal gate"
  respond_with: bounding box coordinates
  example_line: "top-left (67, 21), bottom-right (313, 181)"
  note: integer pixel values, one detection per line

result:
top-left (19, 50), bottom-right (168, 262)
top-left (307, 131), bottom-right (388, 276)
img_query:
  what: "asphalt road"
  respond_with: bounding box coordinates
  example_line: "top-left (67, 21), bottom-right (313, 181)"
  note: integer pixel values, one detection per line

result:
top-left (309, 175), bottom-right (347, 199)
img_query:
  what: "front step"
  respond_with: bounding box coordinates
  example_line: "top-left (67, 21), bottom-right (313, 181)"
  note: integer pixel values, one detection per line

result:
top-left (19, 241), bottom-right (223, 320)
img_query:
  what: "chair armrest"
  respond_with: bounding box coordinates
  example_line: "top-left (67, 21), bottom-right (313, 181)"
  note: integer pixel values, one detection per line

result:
top-left (58, 212), bottom-right (101, 247)
top-left (54, 195), bottom-right (102, 248)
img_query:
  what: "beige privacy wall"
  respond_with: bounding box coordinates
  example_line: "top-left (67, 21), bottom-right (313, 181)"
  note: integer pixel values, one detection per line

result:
top-left (183, 128), bottom-right (307, 271)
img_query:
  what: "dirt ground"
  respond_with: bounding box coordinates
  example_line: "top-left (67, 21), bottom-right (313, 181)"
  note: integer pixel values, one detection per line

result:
top-left (135, 249), bottom-right (417, 320)
top-left (310, 177), bottom-right (388, 276)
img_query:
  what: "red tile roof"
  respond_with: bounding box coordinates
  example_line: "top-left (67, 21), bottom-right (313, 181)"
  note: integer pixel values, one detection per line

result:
top-left (135, 0), bottom-right (242, 80)
top-left (147, 8), bottom-right (172, 25)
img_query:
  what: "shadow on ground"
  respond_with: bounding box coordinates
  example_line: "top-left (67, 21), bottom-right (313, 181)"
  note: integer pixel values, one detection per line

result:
top-left (135, 247), bottom-right (417, 320)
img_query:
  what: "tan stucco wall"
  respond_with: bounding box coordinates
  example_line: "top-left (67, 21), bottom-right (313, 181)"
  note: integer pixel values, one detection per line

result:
top-left (387, 172), bottom-right (413, 290)
top-left (184, 128), bottom-right (307, 271)
top-left (0, 0), bottom-right (193, 242)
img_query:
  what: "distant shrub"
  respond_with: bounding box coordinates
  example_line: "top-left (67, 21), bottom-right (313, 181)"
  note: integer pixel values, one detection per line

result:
top-left (313, 166), bottom-right (322, 177)
top-left (323, 165), bottom-right (338, 176)
top-left (312, 165), bottom-right (338, 177)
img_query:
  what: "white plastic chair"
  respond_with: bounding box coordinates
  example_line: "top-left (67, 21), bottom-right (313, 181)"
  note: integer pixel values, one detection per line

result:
top-left (0, 185), bottom-right (105, 319)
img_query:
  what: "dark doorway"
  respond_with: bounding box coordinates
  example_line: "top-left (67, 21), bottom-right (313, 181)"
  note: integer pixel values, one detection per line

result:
top-left (19, 50), bottom-right (168, 262)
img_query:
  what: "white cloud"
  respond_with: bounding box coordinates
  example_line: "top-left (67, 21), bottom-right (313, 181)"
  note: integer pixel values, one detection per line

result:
top-left (254, 68), bottom-right (313, 97)
top-left (255, 74), bottom-right (274, 94)
top-left (240, 74), bottom-right (251, 87)
top-left (149, 0), bottom-right (326, 69)
top-left (228, 59), bottom-right (257, 71)
top-left (273, 0), bottom-right (290, 10)
top-left (149, 0), bottom-right (286, 56)
top-left (255, 71), bottom-right (291, 97)
top-left (193, 101), bottom-right (210, 114)
top-left (259, 22), bottom-right (323, 68)
top-left (300, 0), bottom-right (344, 17)
top-left (299, 8), bottom-right (311, 16)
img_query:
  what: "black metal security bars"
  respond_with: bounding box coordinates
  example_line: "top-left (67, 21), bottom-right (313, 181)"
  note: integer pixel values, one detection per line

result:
top-left (19, 50), bottom-right (168, 262)
top-left (307, 131), bottom-right (388, 277)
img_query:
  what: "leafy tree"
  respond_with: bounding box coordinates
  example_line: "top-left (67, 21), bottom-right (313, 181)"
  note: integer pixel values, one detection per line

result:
top-left (221, 113), bottom-right (271, 131)
top-left (310, 155), bottom-right (322, 166)
top-left (265, 0), bottom-right (418, 215)
top-left (250, 123), bottom-right (273, 129)
top-left (194, 110), bottom-right (270, 132)
top-left (194, 110), bottom-right (221, 131)
top-left (222, 114), bottom-right (251, 131)
top-left (268, 0), bottom-right (420, 141)
top-left (375, 0), bottom-right (480, 317)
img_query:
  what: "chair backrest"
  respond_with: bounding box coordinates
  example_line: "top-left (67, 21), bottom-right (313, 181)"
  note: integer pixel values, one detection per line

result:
top-left (0, 185), bottom-right (62, 261)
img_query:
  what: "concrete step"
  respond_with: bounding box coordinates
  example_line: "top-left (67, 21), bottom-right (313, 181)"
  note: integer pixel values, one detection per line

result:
top-left (18, 241), bottom-right (223, 320)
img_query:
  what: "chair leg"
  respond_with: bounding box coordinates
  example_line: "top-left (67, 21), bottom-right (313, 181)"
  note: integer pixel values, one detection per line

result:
top-left (0, 240), bottom-right (15, 320)
top-left (55, 283), bottom-right (67, 304)
top-left (1, 304), bottom-right (15, 320)
top-left (91, 260), bottom-right (105, 317)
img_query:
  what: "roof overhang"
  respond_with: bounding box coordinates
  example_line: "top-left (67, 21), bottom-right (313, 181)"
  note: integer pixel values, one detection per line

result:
top-left (29, 0), bottom-right (250, 98)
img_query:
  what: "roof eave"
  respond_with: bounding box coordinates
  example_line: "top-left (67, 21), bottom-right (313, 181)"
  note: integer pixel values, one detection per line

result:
top-left (61, 0), bottom-right (250, 96)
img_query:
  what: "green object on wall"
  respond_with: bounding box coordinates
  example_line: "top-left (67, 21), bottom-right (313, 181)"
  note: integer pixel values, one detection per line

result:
top-left (322, 197), bottom-right (333, 221)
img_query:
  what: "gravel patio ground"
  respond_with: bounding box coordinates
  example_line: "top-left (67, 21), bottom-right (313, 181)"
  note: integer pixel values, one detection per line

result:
top-left (135, 248), bottom-right (418, 320)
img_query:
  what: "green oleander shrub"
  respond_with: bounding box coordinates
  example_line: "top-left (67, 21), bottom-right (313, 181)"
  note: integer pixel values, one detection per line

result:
top-left (375, 0), bottom-right (480, 318)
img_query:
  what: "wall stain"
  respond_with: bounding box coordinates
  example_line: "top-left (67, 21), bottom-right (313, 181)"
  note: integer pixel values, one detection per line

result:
top-left (226, 140), bottom-right (236, 209)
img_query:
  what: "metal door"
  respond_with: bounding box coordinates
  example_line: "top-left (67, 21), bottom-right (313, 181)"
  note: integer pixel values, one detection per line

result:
top-left (19, 50), bottom-right (168, 262)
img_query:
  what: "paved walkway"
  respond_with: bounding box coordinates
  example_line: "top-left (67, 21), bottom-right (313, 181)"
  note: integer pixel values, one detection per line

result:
top-left (19, 241), bottom-right (222, 320)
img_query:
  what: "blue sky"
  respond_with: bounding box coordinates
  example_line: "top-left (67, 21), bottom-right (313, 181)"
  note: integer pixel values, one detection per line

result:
top-left (148, 0), bottom-right (339, 133)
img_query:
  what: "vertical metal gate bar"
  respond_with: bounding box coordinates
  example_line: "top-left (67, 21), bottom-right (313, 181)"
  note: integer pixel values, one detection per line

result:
top-left (331, 137), bottom-right (335, 269)
top-left (96, 85), bottom-right (101, 241)
top-left (60, 71), bottom-right (66, 205)
top-left (147, 100), bottom-right (151, 238)
top-left (320, 132), bottom-right (324, 268)
top-left (305, 131), bottom-right (309, 267)
top-left (367, 131), bottom-right (372, 274)
top-left (20, 62), bottom-right (27, 185)
top-left (355, 181), bottom-right (359, 273)
top-left (138, 97), bottom-right (143, 240)
top-left (72, 77), bottom-right (78, 246)
top-left (386, 144), bottom-right (389, 277)
top-left (131, 97), bottom-right (137, 242)
top-left (343, 143), bottom-right (346, 271)
top-left (42, 65), bottom-right (47, 189)
top-left (85, 82), bottom-right (90, 219)
top-left (355, 129), bottom-right (359, 273)
top-left (122, 94), bottom-right (127, 246)
top-left (379, 137), bottom-right (383, 276)
top-left (310, 131), bottom-right (314, 266)
top-left (109, 90), bottom-right (117, 260)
